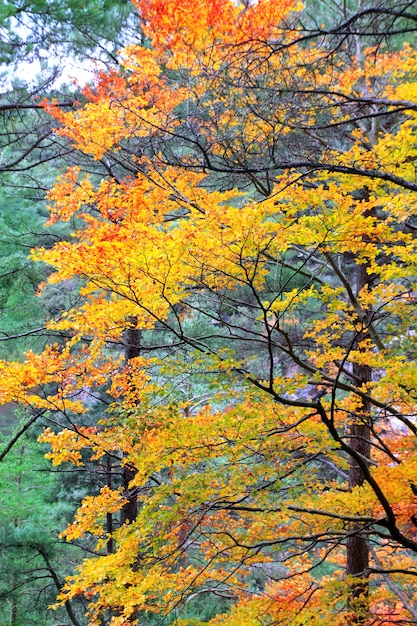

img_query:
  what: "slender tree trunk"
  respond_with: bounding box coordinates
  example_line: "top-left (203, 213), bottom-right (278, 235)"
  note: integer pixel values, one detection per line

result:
top-left (10, 573), bottom-right (18, 626)
top-left (121, 321), bottom-right (141, 525)
top-left (346, 362), bottom-right (371, 624)
top-left (37, 545), bottom-right (82, 626)
top-left (106, 456), bottom-right (115, 553)
top-left (346, 213), bottom-right (373, 623)
top-left (121, 463), bottom-right (138, 525)
top-left (119, 321), bottom-right (141, 625)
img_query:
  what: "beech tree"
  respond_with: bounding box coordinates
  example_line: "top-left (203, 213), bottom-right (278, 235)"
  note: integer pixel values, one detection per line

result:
top-left (0, 0), bottom-right (416, 625)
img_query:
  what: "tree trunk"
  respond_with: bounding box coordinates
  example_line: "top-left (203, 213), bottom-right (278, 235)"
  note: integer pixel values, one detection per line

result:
top-left (346, 363), bottom-right (371, 624)
top-left (10, 573), bottom-right (17, 626)
top-left (106, 456), bottom-right (115, 553)
top-left (121, 321), bottom-right (141, 525)
top-left (346, 229), bottom-right (373, 624)
top-left (121, 463), bottom-right (138, 525)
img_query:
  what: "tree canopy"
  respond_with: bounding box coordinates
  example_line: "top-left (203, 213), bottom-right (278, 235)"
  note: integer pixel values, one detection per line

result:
top-left (0, 0), bottom-right (417, 625)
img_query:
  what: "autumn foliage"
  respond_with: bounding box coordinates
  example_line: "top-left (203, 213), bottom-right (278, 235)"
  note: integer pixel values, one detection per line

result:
top-left (1, 0), bottom-right (417, 624)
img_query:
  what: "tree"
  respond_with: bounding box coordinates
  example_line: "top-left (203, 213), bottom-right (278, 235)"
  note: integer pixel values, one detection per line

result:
top-left (0, 0), bottom-right (142, 350)
top-left (0, 0), bottom-right (138, 68)
top-left (0, 0), bottom-right (140, 171)
top-left (1, 0), bottom-right (417, 624)
top-left (0, 3), bottom-right (144, 623)
top-left (0, 423), bottom-right (89, 626)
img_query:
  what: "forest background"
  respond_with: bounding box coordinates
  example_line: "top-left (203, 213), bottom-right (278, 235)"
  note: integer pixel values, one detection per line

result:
top-left (0, 1), bottom-right (417, 625)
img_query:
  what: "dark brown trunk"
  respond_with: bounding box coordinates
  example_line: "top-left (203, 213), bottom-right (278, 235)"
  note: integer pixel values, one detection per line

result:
top-left (121, 320), bottom-right (141, 525)
top-left (121, 463), bottom-right (138, 525)
top-left (346, 238), bottom-right (372, 624)
top-left (106, 456), bottom-right (115, 553)
top-left (346, 364), bottom-right (371, 624)
top-left (124, 320), bottom-right (142, 362)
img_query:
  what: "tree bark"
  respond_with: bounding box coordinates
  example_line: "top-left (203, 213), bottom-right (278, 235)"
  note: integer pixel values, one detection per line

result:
top-left (121, 321), bottom-right (141, 525)
top-left (346, 363), bottom-right (371, 624)
top-left (346, 213), bottom-right (373, 624)
top-left (106, 456), bottom-right (115, 553)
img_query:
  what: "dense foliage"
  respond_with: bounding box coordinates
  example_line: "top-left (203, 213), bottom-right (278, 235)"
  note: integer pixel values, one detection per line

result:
top-left (0, 0), bottom-right (417, 625)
